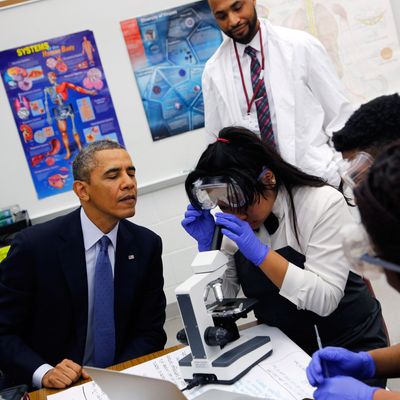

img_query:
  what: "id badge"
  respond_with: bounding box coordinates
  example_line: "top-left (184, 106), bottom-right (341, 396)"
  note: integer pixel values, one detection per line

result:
top-left (243, 113), bottom-right (260, 135)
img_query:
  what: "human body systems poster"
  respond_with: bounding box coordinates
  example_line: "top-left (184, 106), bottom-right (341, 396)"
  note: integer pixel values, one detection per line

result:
top-left (0, 30), bottom-right (124, 199)
top-left (121, 0), bottom-right (222, 141)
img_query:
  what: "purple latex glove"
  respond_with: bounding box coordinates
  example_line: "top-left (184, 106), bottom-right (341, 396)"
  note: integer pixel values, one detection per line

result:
top-left (313, 376), bottom-right (379, 400)
top-left (307, 347), bottom-right (376, 387)
top-left (181, 204), bottom-right (215, 251)
top-left (215, 213), bottom-right (269, 266)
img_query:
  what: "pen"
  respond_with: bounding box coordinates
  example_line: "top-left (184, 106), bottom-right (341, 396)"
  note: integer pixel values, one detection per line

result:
top-left (314, 324), bottom-right (330, 378)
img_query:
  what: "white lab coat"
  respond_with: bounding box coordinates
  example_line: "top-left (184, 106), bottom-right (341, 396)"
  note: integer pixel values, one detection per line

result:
top-left (202, 19), bottom-right (354, 186)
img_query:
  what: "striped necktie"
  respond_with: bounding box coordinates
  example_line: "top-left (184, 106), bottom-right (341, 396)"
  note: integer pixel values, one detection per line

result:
top-left (244, 45), bottom-right (275, 147)
top-left (93, 235), bottom-right (115, 367)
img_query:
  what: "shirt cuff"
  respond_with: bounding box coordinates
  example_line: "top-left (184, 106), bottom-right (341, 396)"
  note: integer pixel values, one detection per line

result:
top-left (32, 363), bottom-right (53, 388)
top-left (279, 262), bottom-right (307, 307)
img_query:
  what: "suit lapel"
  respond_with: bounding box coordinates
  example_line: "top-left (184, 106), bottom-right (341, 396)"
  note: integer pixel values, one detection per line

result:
top-left (58, 209), bottom-right (88, 360)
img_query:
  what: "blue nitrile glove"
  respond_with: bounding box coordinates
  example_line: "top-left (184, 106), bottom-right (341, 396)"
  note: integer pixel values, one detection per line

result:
top-left (313, 376), bottom-right (379, 400)
top-left (215, 213), bottom-right (269, 266)
top-left (307, 347), bottom-right (376, 387)
top-left (181, 204), bottom-right (215, 251)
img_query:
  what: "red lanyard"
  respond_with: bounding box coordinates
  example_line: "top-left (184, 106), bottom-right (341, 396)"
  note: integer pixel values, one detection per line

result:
top-left (233, 27), bottom-right (265, 115)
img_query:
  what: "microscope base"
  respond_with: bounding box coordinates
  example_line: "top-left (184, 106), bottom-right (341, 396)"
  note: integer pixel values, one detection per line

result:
top-left (179, 335), bottom-right (272, 385)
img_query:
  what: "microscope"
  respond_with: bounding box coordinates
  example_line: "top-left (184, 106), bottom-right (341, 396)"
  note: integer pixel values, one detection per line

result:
top-left (175, 227), bottom-right (272, 386)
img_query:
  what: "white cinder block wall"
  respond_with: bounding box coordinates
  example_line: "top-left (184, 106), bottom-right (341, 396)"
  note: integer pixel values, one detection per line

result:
top-left (130, 182), bottom-right (197, 305)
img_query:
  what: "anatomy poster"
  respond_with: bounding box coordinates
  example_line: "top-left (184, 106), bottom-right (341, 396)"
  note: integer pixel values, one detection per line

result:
top-left (257, 0), bottom-right (400, 105)
top-left (121, 0), bottom-right (222, 141)
top-left (0, 30), bottom-right (124, 199)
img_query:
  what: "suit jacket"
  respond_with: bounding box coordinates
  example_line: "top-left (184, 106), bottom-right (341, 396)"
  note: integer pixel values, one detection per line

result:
top-left (0, 208), bottom-right (167, 387)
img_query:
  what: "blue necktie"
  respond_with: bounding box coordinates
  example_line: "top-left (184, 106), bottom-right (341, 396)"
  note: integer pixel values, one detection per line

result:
top-left (244, 46), bottom-right (275, 148)
top-left (93, 236), bottom-right (115, 367)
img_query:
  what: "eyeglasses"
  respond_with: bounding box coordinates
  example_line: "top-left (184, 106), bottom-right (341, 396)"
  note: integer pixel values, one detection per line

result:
top-left (338, 152), bottom-right (374, 189)
top-left (342, 223), bottom-right (400, 279)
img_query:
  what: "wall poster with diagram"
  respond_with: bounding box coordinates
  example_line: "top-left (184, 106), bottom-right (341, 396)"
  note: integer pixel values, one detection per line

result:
top-left (257, 0), bottom-right (400, 104)
top-left (121, 0), bottom-right (222, 141)
top-left (0, 30), bottom-right (124, 199)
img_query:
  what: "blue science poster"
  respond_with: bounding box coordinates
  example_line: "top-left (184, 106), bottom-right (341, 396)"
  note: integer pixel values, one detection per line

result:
top-left (0, 30), bottom-right (124, 199)
top-left (121, 0), bottom-right (222, 141)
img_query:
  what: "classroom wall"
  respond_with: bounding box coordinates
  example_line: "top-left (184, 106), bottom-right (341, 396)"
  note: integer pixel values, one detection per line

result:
top-left (0, 0), bottom-right (207, 218)
top-left (1, 0), bottom-right (400, 305)
top-left (0, 0), bottom-right (202, 304)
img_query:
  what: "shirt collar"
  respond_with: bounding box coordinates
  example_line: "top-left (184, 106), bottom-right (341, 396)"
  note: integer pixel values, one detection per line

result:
top-left (272, 187), bottom-right (286, 222)
top-left (234, 20), bottom-right (265, 58)
top-left (80, 208), bottom-right (119, 251)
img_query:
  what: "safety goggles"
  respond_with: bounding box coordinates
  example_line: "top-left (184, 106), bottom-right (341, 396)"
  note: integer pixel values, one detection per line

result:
top-left (338, 152), bottom-right (374, 189)
top-left (342, 223), bottom-right (400, 279)
top-left (191, 168), bottom-right (270, 211)
top-left (192, 177), bottom-right (246, 210)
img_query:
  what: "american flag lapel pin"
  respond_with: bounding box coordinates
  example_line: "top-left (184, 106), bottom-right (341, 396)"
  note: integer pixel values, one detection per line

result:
top-left (128, 254), bottom-right (135, 260)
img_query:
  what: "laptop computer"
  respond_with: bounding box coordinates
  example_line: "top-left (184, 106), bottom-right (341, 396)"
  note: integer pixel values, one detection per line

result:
top-left (84, 366), bottom-right (264, 400)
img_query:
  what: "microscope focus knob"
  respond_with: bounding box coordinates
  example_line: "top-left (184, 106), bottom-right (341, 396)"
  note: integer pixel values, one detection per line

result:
top-left (204, 326), bottom-right (235, 347)
top-left (176, 328), bottom-right (188, 345)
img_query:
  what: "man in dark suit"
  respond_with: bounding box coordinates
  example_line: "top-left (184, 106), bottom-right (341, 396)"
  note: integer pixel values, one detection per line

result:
top-left (0, 140), bottom-right (167, 389)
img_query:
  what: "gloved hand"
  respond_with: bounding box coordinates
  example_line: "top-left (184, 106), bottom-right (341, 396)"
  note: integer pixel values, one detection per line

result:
top-left (215, 213), bottom-right (269, 266)
top-left (307, 347), bottom-right (376, 387)
top-left (181, 204), bottom-right (215, 251)
top-left (313, 376), bottom-right (379, 400)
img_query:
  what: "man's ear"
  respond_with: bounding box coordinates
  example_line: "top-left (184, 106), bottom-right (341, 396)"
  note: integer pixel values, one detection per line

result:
top-left (73, 180), bottom-right (90, 202)
top-left (260, 170), bottom-right (276, 186)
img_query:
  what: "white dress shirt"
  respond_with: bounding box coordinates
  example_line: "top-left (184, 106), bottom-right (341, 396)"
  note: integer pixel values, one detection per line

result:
top-left (32, 208), bottom-right (119, 388)
top-left (222, 185), bottom-right (356, 317)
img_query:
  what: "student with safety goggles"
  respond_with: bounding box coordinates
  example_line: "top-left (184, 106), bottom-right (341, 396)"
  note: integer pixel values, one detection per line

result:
top-left (307, 141), bottom-right (400, 400)
top-left (181, 127), bottom-right (387, 384)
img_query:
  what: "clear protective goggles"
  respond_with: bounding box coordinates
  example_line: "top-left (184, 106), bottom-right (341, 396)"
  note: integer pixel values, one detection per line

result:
top-left (338, 152), bottom-right (374, 189)
top-left (192, 177), bottom-right (246, 210)
top-left (342, 223), bottom-right (400, 279)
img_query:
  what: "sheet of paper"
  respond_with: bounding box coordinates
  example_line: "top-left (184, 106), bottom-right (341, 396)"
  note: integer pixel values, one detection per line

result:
top-left (123, 325), bottom-right (314, 400)
top-left (123, 346), bottom-right (192, 389)
top-left (259, 351), bottom-right (314, 399)
top-left (47, 381), bottom-right (108, 400)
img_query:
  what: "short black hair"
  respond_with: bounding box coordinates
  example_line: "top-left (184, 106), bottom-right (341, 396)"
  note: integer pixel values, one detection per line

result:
top-left (332, 93), bottom-right (400, 153)
top-left (72, 140), bottom-right (125, 182)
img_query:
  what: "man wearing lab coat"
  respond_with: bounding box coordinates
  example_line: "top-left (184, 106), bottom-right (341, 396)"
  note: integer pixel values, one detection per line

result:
top-left (204, 0), bottom-right (353, 186)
